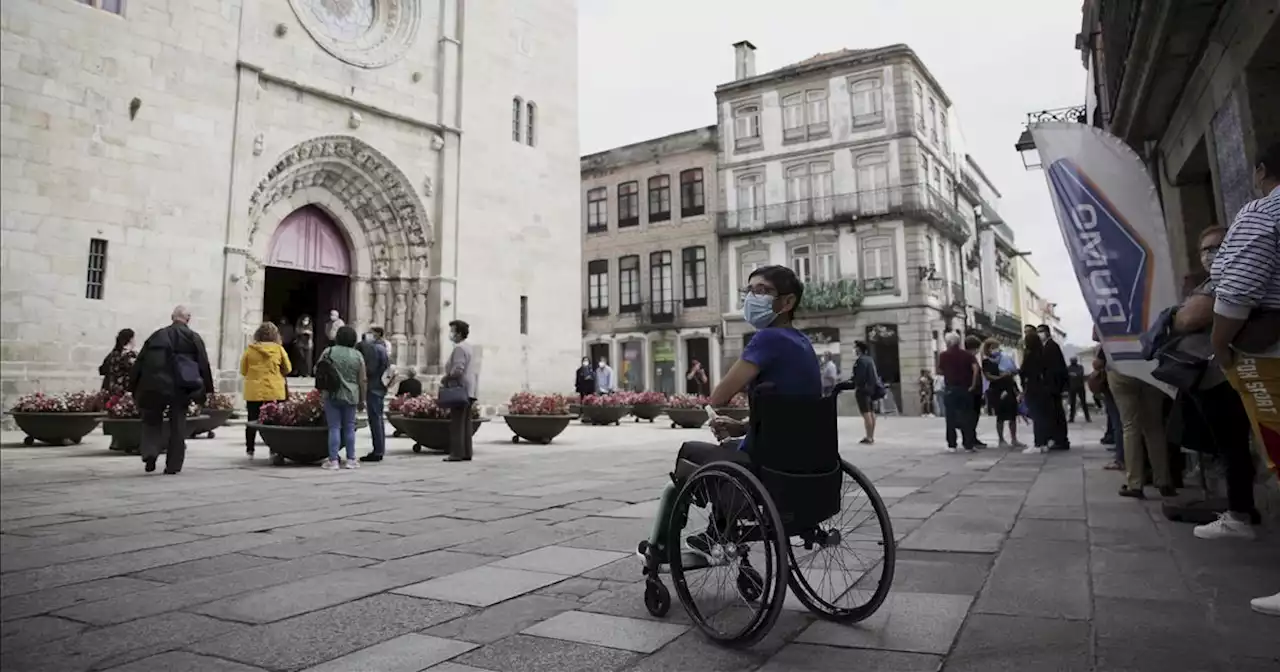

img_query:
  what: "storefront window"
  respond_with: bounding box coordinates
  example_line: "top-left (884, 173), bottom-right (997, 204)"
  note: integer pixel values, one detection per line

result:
top-left (620, 340), bottom-right (645, 391)
top-left (652, 339), bottom-right (676, 395)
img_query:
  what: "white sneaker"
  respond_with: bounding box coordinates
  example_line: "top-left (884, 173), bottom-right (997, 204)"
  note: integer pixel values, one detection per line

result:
top-left (1251, 592), bottom-right (1280, 616)
top-left (1022, 445), bottom-right (1043, 455)
top-left (944, 446), bottom-right (958, 454)
top-left (343, 458), bottom-right (359, 470)
top-left (321, 459), bottom-right (341, 471)
top-left (1193, 512), bottom-right (1256, 540)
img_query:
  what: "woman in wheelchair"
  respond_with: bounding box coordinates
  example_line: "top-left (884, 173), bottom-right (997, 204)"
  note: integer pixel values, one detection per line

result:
top-left (667, 264), bottom-right (822, 555)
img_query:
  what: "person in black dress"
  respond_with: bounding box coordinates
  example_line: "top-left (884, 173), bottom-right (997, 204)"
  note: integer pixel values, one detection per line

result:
top-left (981, 338), bottom-right (1024, 449)
top-left (1019, 325), bottom-right (1049, 453)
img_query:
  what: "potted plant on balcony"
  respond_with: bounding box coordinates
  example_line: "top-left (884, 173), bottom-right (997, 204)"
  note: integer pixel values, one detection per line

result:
top-left (578, 393), bottom-right (631, 426)
top-left (715, 393), bottom-right (750, 421)
top-left (665, 394), bottom-right (712, 429)
top-left (103, 393), bottom-right (206, 455)
top-left (249, 390), bottom-right (328, 466)
top-left (393, 395), bottom-right (487, 454)
top-left (503, 392), bottom-right (573, 444)
top-left (7, 391), bottom-right (107, 446)
top-left (629, 391), bottom-right (667, 423)
top-left (188, 392), bottom-right (235, 439)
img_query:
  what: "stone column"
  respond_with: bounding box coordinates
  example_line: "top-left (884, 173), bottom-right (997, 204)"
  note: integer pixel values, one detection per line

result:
top-left (410, 279), bottom-right (428, 369)
top-left (350, 276), bottom-right (370, 335)
top-left (709, 334), bottom-right (723, 390)
top-left (674, 334), bottom-right (687, 396)
top-left (372, 280), bottom-right (391, 334)
top-left (390, 279), bottom-right (409, 366)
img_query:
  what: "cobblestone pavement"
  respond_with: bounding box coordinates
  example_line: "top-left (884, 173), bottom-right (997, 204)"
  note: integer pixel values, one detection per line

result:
top-left (2, 415), bottom-right (1277, 672)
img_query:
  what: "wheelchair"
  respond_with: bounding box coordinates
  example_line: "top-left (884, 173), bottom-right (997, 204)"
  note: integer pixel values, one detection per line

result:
top-left (635, 382), bottom-right (895, 647)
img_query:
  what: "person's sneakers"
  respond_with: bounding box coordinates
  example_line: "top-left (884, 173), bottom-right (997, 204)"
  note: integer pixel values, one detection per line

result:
top-left (963, 446), bottom-right (977, 453)
top-left (163, 468), bottom-right (180, 475)
top-left (998, 439), bottom-right (1011, 449)
top-left (858, 438), bottom-right (874, 445)
top-left (246, 447), bottom-right (255, 459)
top-left (1012, 440), bottom-right (1027, 449)
top-left (359, 453), bottom-right (383, 463)
top-left (1118, 486), bottom-right (1145, 499)
top-left (343, 458), bottom-right (360, 470)
top-left (321, 459), bottom-right (341, 471)
top-left (1021, 445), bottom-right (1043, 455)
top-left (685, 531), bottom-right (714, 557)
top-left (1194, 512), bottom-right (1256, 540)
top-left (143, 458), bottom-right (156, 473)
top-left (1100, 436), bottom-right (1115, 446)
top-left (944, 446), bottom-right (958, 454)
top-left (974, 441), bottom-right (988, 449)
top-left (1251, 592), bottom-right (1280, 616)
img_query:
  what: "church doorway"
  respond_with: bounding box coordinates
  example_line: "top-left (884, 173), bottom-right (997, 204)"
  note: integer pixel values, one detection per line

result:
top-left (262, 206), bottom-right (352, 375)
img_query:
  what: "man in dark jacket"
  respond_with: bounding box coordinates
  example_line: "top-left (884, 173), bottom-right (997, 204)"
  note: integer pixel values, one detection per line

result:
top-left (1066, 356), bottom-right (1091, 422)
top-left (130, 306), bottom-right (213, 474)
top-left (358, 326), bottom-right (391, 462)
top-left (1037, 324), bottom-right (1070, 449)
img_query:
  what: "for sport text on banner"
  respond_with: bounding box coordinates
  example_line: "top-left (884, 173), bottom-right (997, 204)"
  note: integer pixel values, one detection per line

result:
top-left (1029, 123), bottom-right (1177, 397)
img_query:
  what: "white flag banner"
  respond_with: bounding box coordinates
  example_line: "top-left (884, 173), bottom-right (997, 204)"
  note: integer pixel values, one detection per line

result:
top-left (1029, 122), bottom-right (1177, 397)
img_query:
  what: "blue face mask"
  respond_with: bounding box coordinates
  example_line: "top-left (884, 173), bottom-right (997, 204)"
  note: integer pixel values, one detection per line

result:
top-left (742, 294), bottom-right (777, 329)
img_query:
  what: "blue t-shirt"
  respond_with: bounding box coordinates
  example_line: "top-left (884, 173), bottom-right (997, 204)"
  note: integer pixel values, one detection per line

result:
top-left (739, 327), bottom-right (823, 450)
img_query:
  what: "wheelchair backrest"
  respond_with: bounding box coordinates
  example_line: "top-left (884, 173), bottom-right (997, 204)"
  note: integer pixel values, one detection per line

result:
top-left (746, 389), bottom-right (841, 475)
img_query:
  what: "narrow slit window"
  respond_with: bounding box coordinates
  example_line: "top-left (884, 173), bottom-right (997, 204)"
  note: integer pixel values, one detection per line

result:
top-left (519, 295), bottom-right (528, 335)
top-left (86, 238), bottom-right (108, 300)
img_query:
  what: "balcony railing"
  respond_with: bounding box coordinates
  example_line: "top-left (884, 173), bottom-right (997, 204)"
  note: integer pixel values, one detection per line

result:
top-left (994, 309), bottom-right (1022, 336)
top-left (584, 300), bottom-right (681, 328)
top-left (718, 184), bottom-right (971, 243)
top-left (1025, 105), bottom-right (1088, 125)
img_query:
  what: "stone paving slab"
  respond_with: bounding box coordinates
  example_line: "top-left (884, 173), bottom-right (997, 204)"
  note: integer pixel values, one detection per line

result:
top-left (4, 416), bottom-right (1277, 671)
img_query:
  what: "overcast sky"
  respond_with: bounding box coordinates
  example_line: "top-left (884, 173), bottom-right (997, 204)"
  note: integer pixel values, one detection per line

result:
top-left (578, 0), bottom-right (1092, 344)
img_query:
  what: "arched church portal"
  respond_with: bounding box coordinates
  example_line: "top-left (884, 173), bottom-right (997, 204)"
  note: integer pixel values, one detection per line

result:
top-left (263, 206), bottom-right (351, 370)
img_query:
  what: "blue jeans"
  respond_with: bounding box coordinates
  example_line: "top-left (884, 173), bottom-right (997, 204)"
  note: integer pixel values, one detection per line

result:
top-left (367, 391), bottom-right (386, 457)
top-left (1103, 391), bottom-right (1124, 465)
top-left (324, 398), bottom-right (357, 462)
top-left (934, 391), bottom-right (946, 417)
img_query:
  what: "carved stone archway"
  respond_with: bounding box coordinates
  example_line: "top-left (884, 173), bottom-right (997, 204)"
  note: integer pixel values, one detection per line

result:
top-left (228, 135), bottom-right (434, 372)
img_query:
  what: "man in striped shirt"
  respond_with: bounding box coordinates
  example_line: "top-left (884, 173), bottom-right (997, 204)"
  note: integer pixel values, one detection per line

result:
top-left (1209, 142), bottom-right (1280, 618)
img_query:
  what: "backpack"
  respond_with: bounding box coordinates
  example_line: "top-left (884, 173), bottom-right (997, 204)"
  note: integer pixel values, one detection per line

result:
top-left (314, 350), bottom-right (342, 393)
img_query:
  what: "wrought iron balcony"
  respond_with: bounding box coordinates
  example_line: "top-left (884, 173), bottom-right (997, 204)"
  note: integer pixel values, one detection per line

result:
top-left (994, 309), bottom-right (1023, 336)
top-left (800, 278), bottom-right (864, 313)
top-left (717, 184), bottom-right (971, 244)
top-left (1015, 105), bottom-right (1087, 169)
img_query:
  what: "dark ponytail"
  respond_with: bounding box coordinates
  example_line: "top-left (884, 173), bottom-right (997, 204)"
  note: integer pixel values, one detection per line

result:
top-left (113, 328), bottom-right (135, 353)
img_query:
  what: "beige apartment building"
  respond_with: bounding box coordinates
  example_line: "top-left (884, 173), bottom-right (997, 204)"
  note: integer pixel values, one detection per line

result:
top-left (580, 126), bottom-right (723, 394)
top-left (714, 42), bottom-right (1027, 414)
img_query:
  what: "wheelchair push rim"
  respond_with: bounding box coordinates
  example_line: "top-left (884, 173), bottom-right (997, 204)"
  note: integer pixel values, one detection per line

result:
top-left (786, 459), bottom-right (895, 623)
top-left (666, 461), bottom-right (789, 647)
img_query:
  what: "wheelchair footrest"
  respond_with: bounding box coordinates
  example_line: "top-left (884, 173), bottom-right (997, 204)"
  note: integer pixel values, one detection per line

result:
top-left (638, 548), bottom-right (728, 573)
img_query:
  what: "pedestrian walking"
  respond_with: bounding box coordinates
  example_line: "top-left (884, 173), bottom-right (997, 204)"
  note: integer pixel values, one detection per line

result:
top-left (129, 306), bottom-right (213, 474)
top-left (99, 328), bottom-right (136, 396)
top-left (982, 339), bottom-right (1023, 448)
top-left (937, 333), bottom-right (980, 452)
top-left (443, 320), bottom-right (478, 462)
top-left (241, 322), bottom-right (292, 459)
top-left (316, 325), bottom-right (366, 471)
top-left (1066, 356), bottom-right (1091, 422)
top-left (851, 341), bottom-right (881, 444)
top-left (575, 357), bottom-right (596, 399)
top-left (1037, 324), bottom-right (1071, 449)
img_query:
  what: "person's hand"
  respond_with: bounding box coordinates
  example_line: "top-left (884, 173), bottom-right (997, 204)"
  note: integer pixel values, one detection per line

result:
top-left (709, 416), bottom-right (745, 442)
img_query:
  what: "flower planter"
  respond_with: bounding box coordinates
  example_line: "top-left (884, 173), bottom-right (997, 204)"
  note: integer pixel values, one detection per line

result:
top-left (248, 424), bottom-right (329, 466)
top-left (714, 407), bottom-right (749, 421)
top-left (568, 403), bottom-right (582, 417)
top-left (103, 416), bottom-right (209, 454)
top-left (188, 409), bottom-right (234, 439)
top-left (504, 415), bottom-right (573, 444)
top-left (579, 405), bottom-right (630, 426)
top-left (666, 408), bottom-right (709, 429)
top-left (9, 412), bottom-right (102, 446)
top-left (392, 416), bottom-right (490, 453)
top-left (630, 403), bottom-right (663, 423)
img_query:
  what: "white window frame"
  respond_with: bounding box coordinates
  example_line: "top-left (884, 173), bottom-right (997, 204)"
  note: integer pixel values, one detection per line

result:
top-left (913, 82), bottom-right (925, 131)
top-left (733, 104), bottom-right (761, 149)
top-left (735, 173), bottom-right (764, 227)
top-left (789, 244), bottom-right (813, 284)
top-left (815, 242), bottom-right (838, 284)
top-left (855, 151), bottom-right (889, 213)
top-left (587, 260), bottom-right (609, 312)
top-left (860, 235), bottom-right (896, 291)
top-left (849, 77), bottom-right (884, 125)
top-left (782, 89), bottom-right (829, 142)
top-left (739, 249), bottom-right (769, 293)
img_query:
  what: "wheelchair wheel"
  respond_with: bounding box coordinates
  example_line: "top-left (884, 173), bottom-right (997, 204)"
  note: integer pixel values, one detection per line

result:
top-left (667, 461), bottom-right (787, 647)
top-left (787, 459), bottom-right (895, 623)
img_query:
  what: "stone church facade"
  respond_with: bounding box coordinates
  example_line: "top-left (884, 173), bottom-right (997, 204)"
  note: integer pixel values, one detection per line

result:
top-left (0, 0), bottom-right (581, 408)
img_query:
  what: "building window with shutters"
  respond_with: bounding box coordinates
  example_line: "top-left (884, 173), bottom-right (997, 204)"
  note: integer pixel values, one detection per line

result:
top-left (587, 260), bottom-right (609, 315)
top-left (679, 168), bottom-right (704, 217)
top-left (682, 246), bottom-right (707, 307)
top-left (849, 77), bottom-right (884, 126)
top-left (619, 255), bottom-right (641, 311)
top-left (525, 101), bottom-right (537, 146)
top-left (586, 187), bottom-right (607, 233)
top-left (647, 175), bottom-right (671, 222)
top-left (860, 235), bottom-right (897, 294)
top-left (617, 181), bottom-right (639, 227)
top-left (511, 97), bottom-right (523, 142)
top-left (733, 103), bottom-right (761, 151)
top-left (85, 238), bottom-right (108, 300)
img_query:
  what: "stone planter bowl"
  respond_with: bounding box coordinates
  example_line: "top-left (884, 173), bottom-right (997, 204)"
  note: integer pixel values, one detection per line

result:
top-left (579, 404), bottom-right (630, 426)
top-left (188, 409), bottom-right (234, 439)
top-left (714, 407), bottom-right (750, 421)
top-left (247, 424), bottom-right (329, 466)
top-left (103, 416), bottom-right (209, 455)
top-left (504, 415), bottom-right (573, 444)
top-left (9, 412), bottom-right (103, 446)
top-left (666, 408), bottom-right (709, 429)
top-left (391, 416), bottom-right (489, 453)
top-left (630, 403), bottom-right (663, 423)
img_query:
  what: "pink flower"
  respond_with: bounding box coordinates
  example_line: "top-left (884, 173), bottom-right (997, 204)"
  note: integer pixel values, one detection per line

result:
top-left (507, 392), bottom-right (571, 416)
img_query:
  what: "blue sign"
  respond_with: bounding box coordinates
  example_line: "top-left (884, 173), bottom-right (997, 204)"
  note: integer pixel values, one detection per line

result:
top-left (1045, 159), bottom-right (1153, 340)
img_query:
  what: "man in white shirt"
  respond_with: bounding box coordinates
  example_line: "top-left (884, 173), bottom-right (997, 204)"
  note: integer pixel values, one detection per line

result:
top-left (596, 359), bottom-right (615, 394)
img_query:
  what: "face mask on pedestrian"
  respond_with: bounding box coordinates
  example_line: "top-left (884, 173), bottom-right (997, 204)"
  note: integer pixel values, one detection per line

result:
top-left (741, 293), bottom-right (777, 330)
top-left (581, 359), bottom-right (590, 367)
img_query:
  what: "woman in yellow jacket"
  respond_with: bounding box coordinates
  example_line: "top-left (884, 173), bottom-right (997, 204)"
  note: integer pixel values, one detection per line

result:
top-left (241, 322), bottom-right (292, 458)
